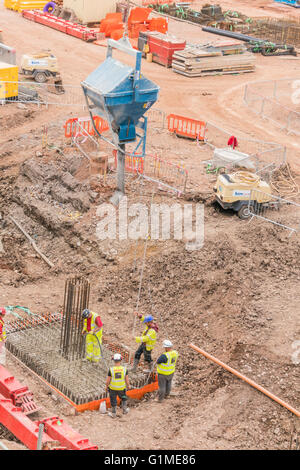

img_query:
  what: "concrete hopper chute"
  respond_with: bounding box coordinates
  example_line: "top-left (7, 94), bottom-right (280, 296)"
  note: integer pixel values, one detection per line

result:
top-left (81, 37), bottom-right (159, 143)
top-left (81, 37), bottom-right (159, 205)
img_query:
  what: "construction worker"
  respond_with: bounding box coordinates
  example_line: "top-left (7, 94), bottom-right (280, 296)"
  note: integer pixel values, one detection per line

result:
top-left (106, 353), bottom-right (130, 418)
top-left (155, 340), bottom-right (178, 403)
top-left (132, 312), bottom-right (157, 372)
top-left (0, 308), bottom-right (7, 365)
top-left (81, 309), bottom-right (103, 363)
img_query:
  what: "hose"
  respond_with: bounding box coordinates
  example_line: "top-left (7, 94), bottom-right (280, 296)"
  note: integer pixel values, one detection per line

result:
top-left (230, 171), bottom-right (260, 185)
top-left (43, 1), bottom-right (56, 13)
top-left (270, 163), bottom-right (300, 199)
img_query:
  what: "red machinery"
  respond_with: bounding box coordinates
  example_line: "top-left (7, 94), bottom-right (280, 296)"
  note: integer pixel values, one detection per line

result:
top-left (0, 365), bottom-right (39, 415)
top-left (0, 365), bottom-right (98, 450)
top-left (22, 10), bottom-right (98, 42)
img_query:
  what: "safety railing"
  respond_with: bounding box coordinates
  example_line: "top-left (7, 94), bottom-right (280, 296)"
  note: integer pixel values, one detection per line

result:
top-left (244, 81), bottom-right (300, 137)
top-left (204, 121), bottom-right (286, 179)
top-left (64, 116), bottom-right (109, 139)
top-left (247, 188), bottom-right (300, 235)
top-left (0, 81), bottom-right (86, 108)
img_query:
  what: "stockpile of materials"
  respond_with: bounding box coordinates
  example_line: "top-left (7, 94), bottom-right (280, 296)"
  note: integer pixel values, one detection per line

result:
top-left (172, 44), bottom-right (255, 77)
top-left (100, 7), bottom-right (168, 40)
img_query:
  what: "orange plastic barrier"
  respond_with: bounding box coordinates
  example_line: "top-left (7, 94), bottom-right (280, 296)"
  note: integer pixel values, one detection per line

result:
top-left (75, 378), bottom-right (159, 413)
top-left (167, 114), bottom-right (206, 140)
top-left (149, 17), bottom-right (168, 33)
top-left (128, 7), bottom-right (152, 28)
top-left (100, 13), bottom-right (123, 35)
top-left (113, 150), bottom-right (144, 174)
top-left (64, 116), bottom-right (109, 138)
top-left (111, 28), bottom-right (125, 41)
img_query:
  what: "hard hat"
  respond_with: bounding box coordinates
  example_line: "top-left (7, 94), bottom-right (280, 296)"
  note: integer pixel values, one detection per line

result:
top-left (163, 339), bottom-right (173, 348)
top-left (143, 315), bottom-right (153, 323)
top-left (0, 308), bottom-right (6, 316)
top-left (113, 353), bottom-right (122, 361)
top-left (82, 309), bottom-right (90, 319)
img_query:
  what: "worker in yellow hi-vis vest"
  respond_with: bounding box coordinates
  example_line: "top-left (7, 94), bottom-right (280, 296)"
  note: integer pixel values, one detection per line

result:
top-left (0, 308), bottom-right (7, 365)
top-left (106, 353), bottom-right (130, 418)
top-left (81, 309), bottom-right (103, 363)
top-left (155, 339), bottom-right (179, 403)
top-left (132, 312), bottom-right (158, 373)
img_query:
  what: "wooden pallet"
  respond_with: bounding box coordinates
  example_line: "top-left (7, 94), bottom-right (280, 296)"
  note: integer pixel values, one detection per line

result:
top-left (172, 47), bottom-right (255, 77)
top-left (173, 68), bottom-right (255, 77)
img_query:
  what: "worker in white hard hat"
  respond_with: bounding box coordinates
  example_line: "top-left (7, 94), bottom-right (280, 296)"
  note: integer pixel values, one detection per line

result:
top-left (155, 340), bottom-right (178, 403)
top-left (105, 353), bottom-right (130, 418)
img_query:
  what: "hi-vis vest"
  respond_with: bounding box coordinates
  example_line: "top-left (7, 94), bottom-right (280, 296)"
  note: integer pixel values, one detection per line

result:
top-left (0, 318), bottom-right (6, 342)
top-left (109, 366), bottom-right (127, 391)
top-left (83, 312), bottom-right (102, 339)
top-left (139, 316), bottom-right (156, 351)
top-left (157, 350), bottom-right (178, 375)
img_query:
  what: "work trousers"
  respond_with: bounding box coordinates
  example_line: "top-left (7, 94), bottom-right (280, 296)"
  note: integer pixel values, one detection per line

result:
top-left (134, 343), bottom-right (152, 363)
top-left (85, 332), bottom-right (102, 362)
top-left (158, 373), bottom-right (174, 401)
top-left (109, 388), bottom-right (127, 408)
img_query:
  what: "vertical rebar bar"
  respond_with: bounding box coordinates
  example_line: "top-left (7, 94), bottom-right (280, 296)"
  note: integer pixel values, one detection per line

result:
top-left (59, 277), bottom-right (90, 360)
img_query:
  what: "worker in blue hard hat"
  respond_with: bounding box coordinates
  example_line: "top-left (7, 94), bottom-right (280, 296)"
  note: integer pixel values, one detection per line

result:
top-left (131, 312), bottom-right (158, 373)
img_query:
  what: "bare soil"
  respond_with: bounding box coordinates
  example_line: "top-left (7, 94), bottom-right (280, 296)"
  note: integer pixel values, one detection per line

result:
top-left (0, 0), bottom-right (299, 451)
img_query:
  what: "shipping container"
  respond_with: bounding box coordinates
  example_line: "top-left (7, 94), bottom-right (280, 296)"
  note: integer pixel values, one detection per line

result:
top-left (63, 0), bottom-right (118, 24)
top-left (0, 62), bottom-right (18, 100)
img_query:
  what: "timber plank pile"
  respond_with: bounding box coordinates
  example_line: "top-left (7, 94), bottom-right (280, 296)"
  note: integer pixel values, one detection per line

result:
top-left (172, 45), bottom-right (255, 77)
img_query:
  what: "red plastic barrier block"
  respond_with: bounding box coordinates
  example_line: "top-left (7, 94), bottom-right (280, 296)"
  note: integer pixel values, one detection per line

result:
top-left (39, 416), bottom-right (98, 450)
top-left (21, 9), bottom-right (36, 21)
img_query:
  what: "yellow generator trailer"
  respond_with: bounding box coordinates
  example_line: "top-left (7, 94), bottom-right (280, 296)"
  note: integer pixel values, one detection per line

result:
top-left (0, 61), bottom-right (18, 100)
top-left (213, 171), bottom-right (272, 219)
top-left (20, 52), bottom-right (60, 83)
top-left (20, 52), bottom-right (64, 93)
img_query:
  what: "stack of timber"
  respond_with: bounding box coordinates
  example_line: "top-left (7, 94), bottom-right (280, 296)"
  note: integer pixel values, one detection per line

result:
top-left (205, 40), bottom-right (247, 55)
top-left (172, 46), bottom-right (255, 77)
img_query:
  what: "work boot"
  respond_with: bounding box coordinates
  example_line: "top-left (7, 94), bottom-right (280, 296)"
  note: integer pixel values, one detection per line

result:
top-left (108, 406), bottom-right (117, 418)
top-left (122, 404), bottom-right (130, 415)
top-left (131, 358), bottom-right (139, 372)
top-left (143, 361), bottom-right (153, 373)
top-left (154, 397), bottom-right (163, 403)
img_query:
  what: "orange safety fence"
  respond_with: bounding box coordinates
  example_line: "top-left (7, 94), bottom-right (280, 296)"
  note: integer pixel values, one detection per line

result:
top-left (167, 114), bottom-right (206, 141)
top-left (113, 149), bottom-right (144, 174)
top-left (64, 116), bottom-right (109, 138)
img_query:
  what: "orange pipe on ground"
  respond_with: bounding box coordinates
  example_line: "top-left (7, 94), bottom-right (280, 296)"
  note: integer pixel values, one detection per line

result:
top-left (189, 343), bottom-right (300, 418)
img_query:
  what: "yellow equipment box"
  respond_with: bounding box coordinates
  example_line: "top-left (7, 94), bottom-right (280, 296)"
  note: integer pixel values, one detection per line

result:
top-left (214, 171), bottom-right (272, 219)
top-left (0, 61), bottom-right (18, 100)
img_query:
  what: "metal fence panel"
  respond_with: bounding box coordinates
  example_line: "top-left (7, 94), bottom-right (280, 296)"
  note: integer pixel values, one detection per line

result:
top-left (248, 188), bottom-right (300, 235)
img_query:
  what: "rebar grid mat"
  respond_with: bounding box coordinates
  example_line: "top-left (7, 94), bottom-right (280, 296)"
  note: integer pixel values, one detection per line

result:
top-left (5, 315), bottom-right (151, 405)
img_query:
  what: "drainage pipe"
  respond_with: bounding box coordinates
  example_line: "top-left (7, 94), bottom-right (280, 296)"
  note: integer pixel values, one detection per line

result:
top-left (189, 343), bottom-right (300, 418)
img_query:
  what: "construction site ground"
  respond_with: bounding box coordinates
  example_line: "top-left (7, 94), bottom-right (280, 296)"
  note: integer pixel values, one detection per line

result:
top-left (0, 0), bottom-right (299, 451)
